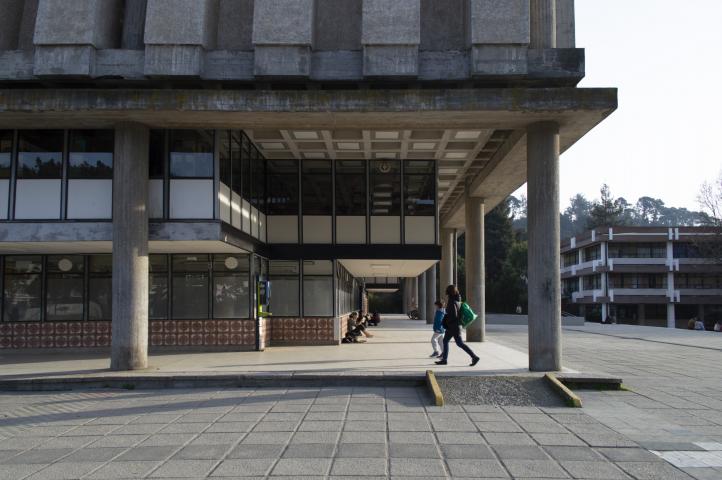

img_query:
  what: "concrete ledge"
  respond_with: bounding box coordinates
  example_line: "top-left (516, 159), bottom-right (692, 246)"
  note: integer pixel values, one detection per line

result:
top-left (544, 373), bottom-right (582, 408)
top-left (0, 373), bottom-right (426, 392)
top-left (425, 370), bottom-right (444, 406)
top-left (555, 374), bottom-right (623, 390)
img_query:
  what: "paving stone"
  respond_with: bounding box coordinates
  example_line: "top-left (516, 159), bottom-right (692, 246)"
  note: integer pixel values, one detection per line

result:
top-left (112, 424), bottom-right (165, 435)
top-left (115, 445), bottom-right (179, 461)
top-left (344, 420), bottom-right (387, 431)
top-left (172, 444), bottom-right (230, 460)
top-left (502, 459), bottom-right (569, 478)
top-left (681, 467), bottom-right (722, 480)
top-left (2, 448), bottom-right (73, 464)
top-left (227, 444), bottom-right (285, 459)
top-left (24, 461), bottom-right (104, 480)
top-left (331, 457), bottom-right (388, 476)
top-left (271, 458), bottom-right (332, 476)
top-left (428, 414), bottom-right (477, 432)
top-left (189, 433), bottom-right (241, 446)
top-left (436, 432), bottom-right (486, 445)
top-left (389, 443), bottom-right (440, 458)
top-left (88, 434), bottom-right (149, 448)
top-left (140, 434), bottom-right (196, 447)
top-left (0, 464), bottom-right (48, 480)
top-left (0, 450), bottom-right (22, 462)
top-left (484, 432), bottom-right (536, 446)
top-left (336, 443), bottom-right (387, 458)
top-left (616, 461), bottom-right (696, 480)
top-left (520, 422), bottom-right (570, 434)
top-left (252, 421), bottom-right (298, 432)
top-left (475, 422), bottom-right (523, 433)
top-left (206, 422), bottom-right (254, 433)
top-left (596, 447), bottom-right (661, 462)
top-left (446, 459), bottom-right (509, 478)
top-left (440, 444), bottom-right (495, 459)
top-left (241, 432), bottom-right (293, 444)
top-left (493, 445), bottom-right (549, 460)
top-left (531, 433), bottom-right (586, 446)
top-left (635, 441), bottom-right (705, 451)
top-left (390, 458), bottom-right (447, 477)
top-left (346, 412), bottom-right (385, 421)
top-left (211, 458), bottom-right (276, 477)
top-left (60, 447), bottom-right (126, 463)
top-left (341, 431), bottom-right (388, 444)
top-left (298, 421), bottom-right (343, 432)
top-left (559, 460), bottom-right (631, 479)
top-left (282, 443), bottom-right (335, 458)
top-left (544, 446), bottom-right (604, 461)
top-left (160, 423), bottom-right (209, 434)
top-left (85, 461), bottom-right (162, 479)
top-left (576, 433), bottom-right (638, 448)
top-left (42, 437), bottom-right (98, 449)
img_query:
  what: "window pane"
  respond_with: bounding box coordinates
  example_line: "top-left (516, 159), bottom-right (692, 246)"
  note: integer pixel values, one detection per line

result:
top-left (172, 254), bottom-right (210, 272)
top-left (150, 254), bottom-right (168, 273)
top-left (47, 255), bottom-right (84, 274)
top-left (172, 273), bottom-right (209, 319)
top-left (5, 256), bottom-right (42, 274)
top-left (303, 276), bottom-right (333, 316)
top-left (149, 130), bottom-right (165, 178)
top-left (303, 260), bottom-right (333, 275)
top-left (0, 130), bottom-right (11, 178)
top-left (213, 254), bottom-right (249, 272)
top-left (213, 273), bottom-right (250, 318)
top-left (149, 274), bottom-right (168, 319)
top-left (404, 160), bottom-right (435, 216)
top-left (266, 159), bottom-right (299, 215)
top-left (3, 273), bottom-right (42, 322)
top-left (370, 160), bottom-right (400, 215)
top-left (251, 147), bottom-right (266, 212)
top-left (242, 135), bottom-right (251, 201)
top-left (335, 160), bottom-right (366, 215)
top-left (231, 132), bottom-right (242, 196)
top-left (88, 277), bottom-right (112, 320)
top-left (68, 130), bottom-right (113, 179)
top-left (269, 260), bottom-right (299, 316)
top-left (302, 160), bottom-right (332, 215)
top-left (89, 255), bottom-right (112, 273)
top-left (17, 130), bottom-right (63, 179)
top-left (169, 130), bottom-right (214, 178)
top-left (46, 275), bottom-right (84, 321)
top-left (219, 130), bottom-right (231, 186)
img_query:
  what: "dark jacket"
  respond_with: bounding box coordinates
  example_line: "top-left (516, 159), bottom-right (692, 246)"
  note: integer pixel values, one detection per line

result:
top-left (442, 294), bottom-right (462, 333)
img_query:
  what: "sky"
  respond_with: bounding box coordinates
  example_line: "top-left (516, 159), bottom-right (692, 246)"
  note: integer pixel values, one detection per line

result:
top-left (515, 0), bottom-right (722, 212)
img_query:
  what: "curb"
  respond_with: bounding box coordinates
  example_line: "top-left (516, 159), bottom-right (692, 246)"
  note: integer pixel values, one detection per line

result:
top-left (425, 370), bottom-right (444, 406)
top-left (544, 373), bottom-right (582, 408)
top-left (0, 373), bottom-right (426, 392)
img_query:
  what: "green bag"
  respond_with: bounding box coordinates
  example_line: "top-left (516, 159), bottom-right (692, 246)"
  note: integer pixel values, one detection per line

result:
top-left (459, 302), bottom-right (478, 328)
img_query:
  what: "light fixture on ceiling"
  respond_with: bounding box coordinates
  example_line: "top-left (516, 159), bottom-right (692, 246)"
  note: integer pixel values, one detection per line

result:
top-left (261, 142), bottom-right (285, 150)
top-left (375, 131), bottom-right (399, 140)
top-left (444, 152), bottom-right (468, 159)
top-left (337, 142), bottom-right (360, 150)
top-left (454, 131), bottom-right (481, 140)
top-left (412, 142), bottom-right (436, 150)
top-left (293, 131), bottom-right (319, 140)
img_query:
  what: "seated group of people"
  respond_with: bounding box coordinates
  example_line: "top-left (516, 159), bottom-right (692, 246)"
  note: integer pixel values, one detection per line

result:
top-left (342, 311), bottom-right (381, 343)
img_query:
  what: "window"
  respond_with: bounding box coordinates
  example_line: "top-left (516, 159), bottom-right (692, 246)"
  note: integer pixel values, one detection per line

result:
top-left (213, 254), bottom-right (250, 319)
top-left (0, 131), bottom-right (11, 178)
top-left (302, 160), bottom-right (332, 215)
top-left (149, 255), bottom-right (169, 320)
top-left (88, 255), bottom-right (112, 320)
top-left (3, 256), bottom-right (42, 322)
top-left (172, 255), bottom-right (210, 319)
top-left (251, 147), bottom-right (266, 212)
top-left (231, 132), bottom-right (243, 198)
top-left (68, 130), bottom-right (113, 179)
top-left (219, 131), bottom-right (232, 188)
top-left (608, 242), bottom-right (666, 259)
top-left (266, 159), bottom-right (299, 215)
top-left (16, 130), bottom-right (63, 179)
top-left (269, 260), bottom-right (299, 316)
top-left (370, 160), bottom-right (401, 215)
top-left (582, 275), bottom-right (601, 291)
top-left (562, 252), bottom-right (577, 268)
top-left (335, 160), bottom-right (366, 215)
top-left (562, 278), bottom-right (579, 296)
top-left (46, 255), bottom-right (84, 321)
top-left (583, 245), bottom-right (600, 262)
top-left (242, 135), bottom-right (252, 202)
top-left (609, 274), bottom-right (667, 289)
top-left (303, 260), bottom-right (333, 316)
top-left (169, 130), bottom-right (214, 178)
top-left (676, 273), bottom-right (722, 289)
top-left (149, 130), bottom-right (165, 179)
top-left (403, 160), bottom-right (435, 216)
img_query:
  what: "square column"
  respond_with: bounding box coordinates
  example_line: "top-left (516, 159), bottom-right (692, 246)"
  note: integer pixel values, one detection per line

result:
top-left (425, 265), bottom-right (437, 325)
top-left (440, 228), bottom-right (455, 300)
top-left (418, 272), bottom-right (427, 322)
top-left (527, 121), bottom-right (562, 371)
top-left (111, 122), bottom-right (150, 371)
top-left (465, 194), bottom-right (485, 342)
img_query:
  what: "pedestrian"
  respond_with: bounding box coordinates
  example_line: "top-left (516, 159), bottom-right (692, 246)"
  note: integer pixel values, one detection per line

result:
top-left (435, 285), bottom-right (480, 367)
top-left (430, 300), bottom-right (445, 357)
top-left (694, 318), bottom-right (705, 331)
top-left (714, 320), bottom-right (721, 332)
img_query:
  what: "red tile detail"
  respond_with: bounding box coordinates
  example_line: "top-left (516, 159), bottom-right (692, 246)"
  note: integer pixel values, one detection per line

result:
top-left (68, 322), bottom-right (82, 335)
top-left (82, 336), bottom-right (96, 347)
top-left (40, 336), bottom-right (55, 348)
top-left (229, 320), bottom-right (242, 333)
top-left (191, 321), bottom-right (204, 333)
top-left (177, 320), bottom-right (190, 333)
top-left (55, 323), bottom-right (68, 335)
top-left (96, 322), bottom-right (111, 334)
top-left (0, 324), bottom-right (12, 336)
top-left (96, 335), bottom-right (110, 347)
top-left (242, 334), bottom-right (255, 345)
top-left (150, 321), bottom-right (163, 334)
top-left (150, 334), bottom-right (163, 346)
top-left (41, 323), bottom-right (55, 335)
top-left (203, 321), bottom-right (216, 333)
top-left (0, 337), bottom-right (12, 349)
top-left (229, 334), bottom-right (242, 345)
top-left (55, 336), bottom-right (68, 348)
top-left (12, 336), bottom-right (26, 348)
top-left (12, 324), bottom-right (26, 336)
top-left (176, 334), bottom-right (190, 346)
top-left (163, 321), bottom-right (176, 333)
top-left (190, 334), bottom-right (203, 346)
top-left (216, 320), bottom-right (230, 333)
top-left (203, 334), bottom-right (217, 346)
top-left (163, 334), bottom-right (177, 346)
top-left (26, 324), bottom-right (41, 336)
top-left (82, 323), bottom-right (96, 335)
top-left (217, 333), bottom-right (229, 345)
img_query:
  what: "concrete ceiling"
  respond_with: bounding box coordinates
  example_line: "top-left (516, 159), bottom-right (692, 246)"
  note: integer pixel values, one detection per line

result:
top-left (339, 259), bottom-right (438, 278)
top-left (0, 241), bottom-right (246, 255)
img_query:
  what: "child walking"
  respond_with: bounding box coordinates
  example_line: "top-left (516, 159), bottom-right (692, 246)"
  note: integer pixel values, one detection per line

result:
top-left (430, 301), bottom-right (445, 357)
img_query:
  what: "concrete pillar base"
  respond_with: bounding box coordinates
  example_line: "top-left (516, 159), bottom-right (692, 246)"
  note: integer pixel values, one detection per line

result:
top-left (465, 194), bottom-right (485, 342)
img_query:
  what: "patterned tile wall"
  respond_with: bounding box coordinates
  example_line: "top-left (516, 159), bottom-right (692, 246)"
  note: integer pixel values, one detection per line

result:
top-left (269, 317), bottom-right (337, 346)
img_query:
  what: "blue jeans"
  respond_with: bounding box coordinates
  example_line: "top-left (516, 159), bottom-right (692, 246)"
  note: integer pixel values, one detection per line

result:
top-left (441, 330), bottom-right (477, 361)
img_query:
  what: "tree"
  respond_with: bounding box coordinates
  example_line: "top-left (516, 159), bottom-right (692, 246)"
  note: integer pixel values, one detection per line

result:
top-left (562, 193), bottom-right (592, 236)
top-left (696, 171), bottom-right (722, 260)
top-left (587, 184), bottom-right (624, 229)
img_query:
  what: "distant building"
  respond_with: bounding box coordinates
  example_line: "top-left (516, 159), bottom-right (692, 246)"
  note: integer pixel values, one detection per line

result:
top-left (561, 227), bottom-right (722, 329)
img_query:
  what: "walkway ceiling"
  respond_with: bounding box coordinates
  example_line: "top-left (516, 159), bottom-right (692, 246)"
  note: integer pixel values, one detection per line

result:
top-left (339, 259), bottom-right (438, 278)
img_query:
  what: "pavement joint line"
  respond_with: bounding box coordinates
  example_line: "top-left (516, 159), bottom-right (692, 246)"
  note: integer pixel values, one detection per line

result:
top-left (544, 373), bottom-right (583, 408)
top-left (565, 327), bottom-right (722, 352)
top-left (425, 370), bottom-right (444, 407)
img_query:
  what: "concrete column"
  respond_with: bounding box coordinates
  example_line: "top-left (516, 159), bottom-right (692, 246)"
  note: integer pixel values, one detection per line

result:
top-left (402, 278), bottom-right (409, 313)
top-left (426, 265), bottom-right (437, 325)
top-left (412, 277), bottom-right (418, 310)
top-left (527, 121), bottom-right (562, 371)
top-left (667, 303), bottom-right (676, 329)
top-left (465, 194), bottom-right (485, 342)
top-left (111, 122), bottom-right (150, 371)
top-left (418, 273), bottom-right (427, 322)
top-left (555, 0), bottom-right (575, 48)
top-left (601, 303), bottom-right (608, 323)
top-left (440, 228), bottom-right (454, 299)
top-left (121, 0), bottom-right (147, 49)
top-left (530, 0), bottom-right (556, 49)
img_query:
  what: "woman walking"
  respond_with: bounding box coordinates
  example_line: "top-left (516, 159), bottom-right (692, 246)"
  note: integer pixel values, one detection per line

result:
top-left (435, 285), bottom-right (480, 366)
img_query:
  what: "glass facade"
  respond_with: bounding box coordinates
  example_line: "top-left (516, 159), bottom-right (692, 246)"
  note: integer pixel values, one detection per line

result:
top-left (302, 260), bottom-right (333, 316)
top-left (68, 130), bottom-right (114, 179)
top-left (335, 160), bottom-right (367, 215)
top-left (266, 159), bottom-right (299, 215)
top-left (0, 131), bottom-right (11, 179)
top-left (608, 273), bottom-right (667, 289)
top-left (268, 260), bottom-right (300, 316)
top-left (302, 160), bottom-right (332, 215)
top-left (608, 242), bottom-right (666, 259)
top-left (403, 160), bottom-right (435, 216)
top-left (369, 160), bottom-right (401, 215)
top-left (169, 130), bottom-right (214, 178)
top-left (16, 130), bottom-right (63, 179)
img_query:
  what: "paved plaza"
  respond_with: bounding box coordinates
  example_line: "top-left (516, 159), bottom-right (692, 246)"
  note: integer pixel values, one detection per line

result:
top-left (0, 321), bottom-right (720, 479)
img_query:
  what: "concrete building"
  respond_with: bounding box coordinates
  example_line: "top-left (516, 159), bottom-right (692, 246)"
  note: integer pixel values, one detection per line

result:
top-left (561, 227), bottom-right (722, 329)
top-left (0, 0), bottom-right (616, 371)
